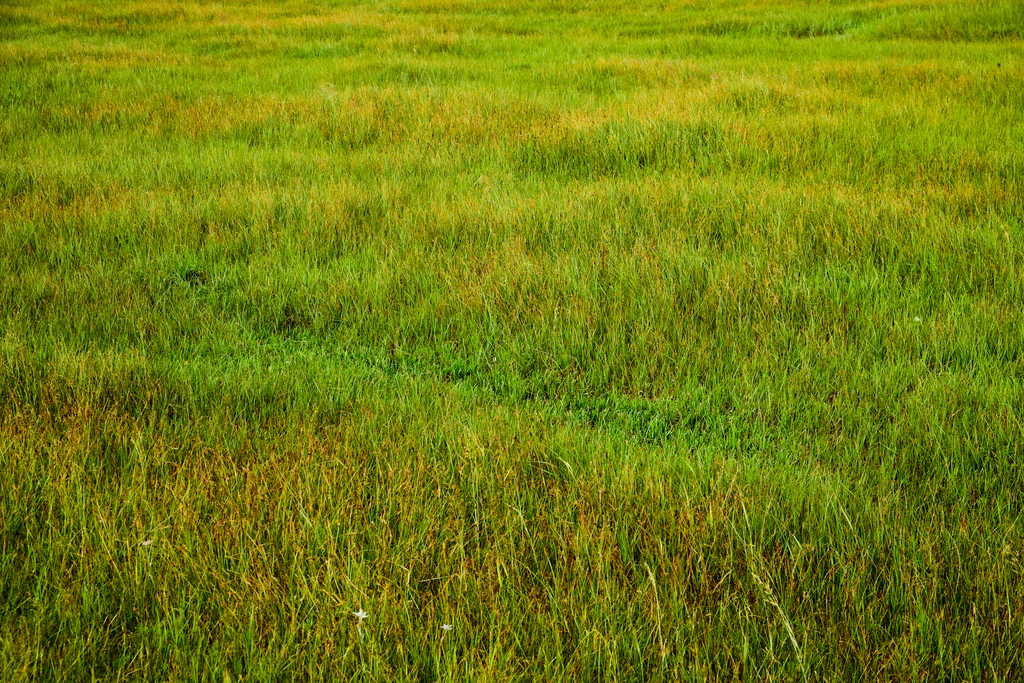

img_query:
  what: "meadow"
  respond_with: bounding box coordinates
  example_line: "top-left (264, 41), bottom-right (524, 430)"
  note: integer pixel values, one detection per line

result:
top-left (1, 0), bottom-right (1022, 679)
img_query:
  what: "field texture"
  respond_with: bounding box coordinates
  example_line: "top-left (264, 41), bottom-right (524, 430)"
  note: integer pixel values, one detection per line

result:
top-left (2, 0), bottom-right (1023, 680)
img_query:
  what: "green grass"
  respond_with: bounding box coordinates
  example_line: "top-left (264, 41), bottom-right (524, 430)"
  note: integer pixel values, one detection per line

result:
top-left (1, 0), bottom-right (1023, 679)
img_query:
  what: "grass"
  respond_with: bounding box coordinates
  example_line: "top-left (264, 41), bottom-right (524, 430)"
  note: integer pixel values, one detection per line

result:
top-left (1, 0), bottom-right (1023, 679)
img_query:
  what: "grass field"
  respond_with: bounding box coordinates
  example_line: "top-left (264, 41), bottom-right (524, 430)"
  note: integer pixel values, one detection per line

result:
top-left (2, 0), bottom-right (1023, 679)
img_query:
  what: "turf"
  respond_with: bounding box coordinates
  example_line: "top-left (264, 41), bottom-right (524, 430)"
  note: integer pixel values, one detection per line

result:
top-left (1, 0), bottom-right (1023, 680)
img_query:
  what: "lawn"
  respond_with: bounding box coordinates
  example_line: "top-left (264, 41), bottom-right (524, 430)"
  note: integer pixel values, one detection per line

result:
top-left (1, 0), bottom-right (1023, 679)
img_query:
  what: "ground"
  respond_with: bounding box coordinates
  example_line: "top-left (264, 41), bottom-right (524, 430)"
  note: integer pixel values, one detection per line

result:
top-left (1, 0), bottom-right (1023, 680)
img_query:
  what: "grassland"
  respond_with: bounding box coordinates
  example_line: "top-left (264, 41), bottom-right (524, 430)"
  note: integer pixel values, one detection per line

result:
top-left (1, 0), bottom-right (1023, 680)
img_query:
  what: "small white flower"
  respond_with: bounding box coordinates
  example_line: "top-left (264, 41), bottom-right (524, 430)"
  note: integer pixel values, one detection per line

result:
top-left (139, 539), bottom-right (155, 577)
top-left (353, 609), bottom-right (369, 637)
top-left (441, 624), bottom-right (453, 632)
top-left (914, 317), bottom-right (921, 322)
